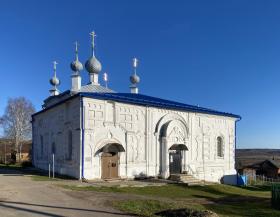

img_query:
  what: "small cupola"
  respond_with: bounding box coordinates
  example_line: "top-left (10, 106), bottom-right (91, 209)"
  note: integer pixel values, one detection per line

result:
top-left (70, 41), bottom-right (83, 92)
top-left (130, 57), bottom-right (140, 94)
top-left (49, 61), bottom-right (60, 96)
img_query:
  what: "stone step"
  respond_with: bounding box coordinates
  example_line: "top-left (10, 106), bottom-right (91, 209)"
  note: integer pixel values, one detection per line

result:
top-left (177, 175), bottom-right (194, 178)
top-left (187, 182), bottom-right (204, 186)
top-left (169, 175), bottom-right (196, 179)
top-left (180, 176), bottom-right (199, 179)
top-left (181, 178), bottom-right (200, 182)
top-left (178, 175), bottom-right (197, 179)
top-left (169, 174), bottom-right (204, 186)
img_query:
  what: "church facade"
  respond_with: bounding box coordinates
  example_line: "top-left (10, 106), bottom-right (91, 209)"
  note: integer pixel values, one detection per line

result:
top-left (32, 32), bottom-right (240, 182)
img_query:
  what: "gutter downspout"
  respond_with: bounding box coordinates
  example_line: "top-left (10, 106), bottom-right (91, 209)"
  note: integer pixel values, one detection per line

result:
top-left (31, 117), bottom-right (34, 166)
top-left (145, 106), bottom-right (149, 176)
top-left (80, 96), bottom-right (85, 180)
top-left (202, 131), bottom-right (206, 185)
top-left (235, 117), bottom-right (242, 184)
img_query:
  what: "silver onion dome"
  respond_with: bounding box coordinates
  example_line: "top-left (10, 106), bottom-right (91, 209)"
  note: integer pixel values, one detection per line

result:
top-left (85, 31), bottom-right (102, 75)
top-left (50, 76), bottom-right (60, 86)
top-left (130, 74), bottom-right (140, 84)
top-left (85, 56), bottom-right (102, 74)
top-left (71, 59), bottom-right (83, 72)
top-left (50, 61), bottom-right (60, 86)
top-left (71, 41), bottom-right (83, 72)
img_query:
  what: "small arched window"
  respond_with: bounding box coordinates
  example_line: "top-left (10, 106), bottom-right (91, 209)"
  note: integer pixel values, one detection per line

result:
top-left (67, 131), bottom-right (72, 160)
top-left (217, 136), bottom-right (224, 157)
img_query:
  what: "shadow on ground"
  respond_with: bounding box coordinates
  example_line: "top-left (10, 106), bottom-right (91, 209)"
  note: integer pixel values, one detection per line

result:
top-left (0, 200), bottom-right (135, 217)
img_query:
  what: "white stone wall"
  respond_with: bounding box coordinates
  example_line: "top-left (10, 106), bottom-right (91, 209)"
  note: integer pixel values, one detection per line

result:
top-left (82, 97), bottom-right (237, 182)
top-left (32, 97), bottom-right (81, 179)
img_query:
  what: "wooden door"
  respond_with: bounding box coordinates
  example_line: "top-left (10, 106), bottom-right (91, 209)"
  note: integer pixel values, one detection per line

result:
top-left (101, 153), bottom-right (118, 179)
top-left (169, 151), bottom-right (182, 174)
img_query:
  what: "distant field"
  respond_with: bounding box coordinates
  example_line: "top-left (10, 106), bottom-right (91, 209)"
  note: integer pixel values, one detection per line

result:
top-left (236, 149), bottom-right (280, 169)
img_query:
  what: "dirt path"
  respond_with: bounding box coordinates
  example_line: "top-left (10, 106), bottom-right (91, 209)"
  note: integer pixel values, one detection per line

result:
top-left (2, 168), bottom-right (262, 217)
top-left (0, 168), bottom-right (133, 217)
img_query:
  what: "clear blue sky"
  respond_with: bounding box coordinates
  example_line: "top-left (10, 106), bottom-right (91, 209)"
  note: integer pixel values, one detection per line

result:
top-left (0, 0), bottom-right (280, 149)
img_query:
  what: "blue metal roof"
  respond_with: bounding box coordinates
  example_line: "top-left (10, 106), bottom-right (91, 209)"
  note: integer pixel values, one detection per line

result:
top-left (80, 92), bottom-right (241, 119)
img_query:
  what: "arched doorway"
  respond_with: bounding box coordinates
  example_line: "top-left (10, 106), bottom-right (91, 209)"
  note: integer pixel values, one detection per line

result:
top-left (156, 115), bottom-right (189, 178)
top-left (98, 143), bottom-right (125, 179)
top-left (169, 144), bottom-right (188, 174)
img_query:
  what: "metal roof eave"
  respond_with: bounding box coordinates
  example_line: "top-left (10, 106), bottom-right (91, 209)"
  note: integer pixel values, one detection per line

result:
top-left (32, 92), bottom-right (241, 120)
top-left (80, 92), bottom-right (241, 120)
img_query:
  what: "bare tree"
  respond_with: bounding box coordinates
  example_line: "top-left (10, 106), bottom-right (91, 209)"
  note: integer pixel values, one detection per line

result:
top-left (0, 97), bottom-right (35, 162)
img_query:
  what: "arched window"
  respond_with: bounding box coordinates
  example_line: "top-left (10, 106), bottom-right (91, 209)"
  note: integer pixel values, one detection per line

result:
top-left (40, 135), bottom-right (44, 159)
top-left (67, 131), bottom-right (72, 160)
top-left (217, 136), bottom-right (224, 157)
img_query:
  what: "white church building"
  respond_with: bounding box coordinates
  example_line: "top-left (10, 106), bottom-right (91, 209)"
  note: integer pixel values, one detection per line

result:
top-left (32, 32), bottom-right (241, 182)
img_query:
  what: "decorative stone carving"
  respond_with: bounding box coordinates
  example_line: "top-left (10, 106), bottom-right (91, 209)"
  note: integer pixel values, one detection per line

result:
top-left (135, 134), bottom-right (145, 162)
top-left (127, 134), bottom-right (135, 162)
top-left (194, 134), bottom-right (202, 160)
top-left (167, 126), bottom-right (185, 145)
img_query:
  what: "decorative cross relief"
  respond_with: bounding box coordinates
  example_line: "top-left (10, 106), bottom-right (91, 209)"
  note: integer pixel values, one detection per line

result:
top-left (194, 134), bottom-right (202, 160)
top-left (135, 134), bottom-right (145, 162)
top-left (134, 110), bottom-right (145, 133)
top-left (127, 135), bottom-right (135, 162)
top-left (126, 133), bottom-right (145, 163)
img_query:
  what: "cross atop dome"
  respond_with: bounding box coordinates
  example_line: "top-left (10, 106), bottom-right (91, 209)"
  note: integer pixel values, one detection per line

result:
top-left (132, 58), bottom-right (138, 71)
top-left (75, 41), bottom-right (79, 60)
top-left (90, 31), bottom-right (97, 57)
top-left (53, 61), bottom-right (58, 72)
top-left (85, 30), bottom-right (102, 85)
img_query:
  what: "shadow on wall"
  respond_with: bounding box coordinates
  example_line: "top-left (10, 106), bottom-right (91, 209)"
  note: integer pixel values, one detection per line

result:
top-left (221, 175), bottom-right (237, 185)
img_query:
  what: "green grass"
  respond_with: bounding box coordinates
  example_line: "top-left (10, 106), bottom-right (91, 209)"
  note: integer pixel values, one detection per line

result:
top-left (60, 184), bottom-right (270, 199)
top-left (112, 200), bottom-right (205, 217)
top-left (113, 199), bottom-right (280, 217)
top-left (31, 175), bottom-right (61, 181)
top-left (61, 185), bottom-right (124, 192)
top-left (0, 163), bottom-right (23, 169)
top-left (205, 200), bottom-right (280, 217)
top-left (113, 200), bottom-right (175, 217)
top-left (60, 184), bottom-right (280, 217)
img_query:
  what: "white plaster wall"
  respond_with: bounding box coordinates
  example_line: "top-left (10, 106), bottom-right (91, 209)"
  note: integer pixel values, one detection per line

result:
top-left (82, 97), bottom-right (237, 182)
top-left (32, 97), bottom-right (81, 179)
top-left (186, 113), bottom-right (236, 182)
